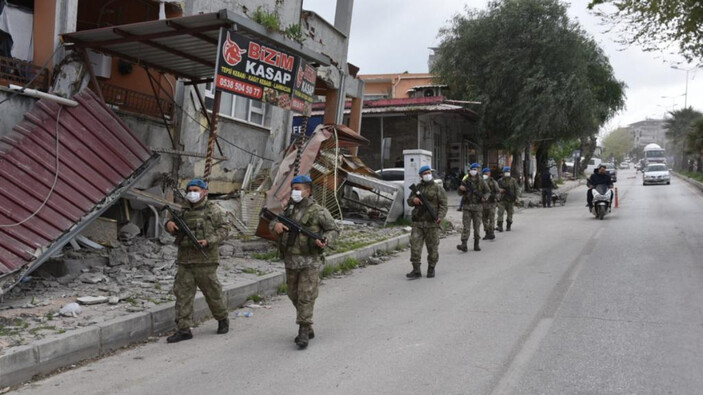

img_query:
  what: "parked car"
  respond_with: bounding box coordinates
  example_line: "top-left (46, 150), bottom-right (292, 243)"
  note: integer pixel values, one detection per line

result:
top-left (376, 168), bottom-right (444, 188)
top-left (643, 163), bottom-right (671, 185)
top-left (585, 157), bottom-right (602, 175)
top-left (602, 162), bottom-right (617, 182)
top-left (619, 162), bottom-right (630, 169)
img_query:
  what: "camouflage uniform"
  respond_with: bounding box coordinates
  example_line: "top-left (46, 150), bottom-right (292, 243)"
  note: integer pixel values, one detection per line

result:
top-left (497, 176), bottom-right (519, 230)
top-left (407, 180), bottom-right (448, 272)
top-left (171, 198), bottom-right (230, 331)
top-left (270, 197), bottom-right (339, 326)
top-left (459, 174), bottom-right (490, 241)
top-left (482, 177), bottom-right (500, 238)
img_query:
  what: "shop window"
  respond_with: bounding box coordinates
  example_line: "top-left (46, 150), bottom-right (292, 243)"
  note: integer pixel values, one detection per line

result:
top-left (204, 83), bottom-right (271, 129)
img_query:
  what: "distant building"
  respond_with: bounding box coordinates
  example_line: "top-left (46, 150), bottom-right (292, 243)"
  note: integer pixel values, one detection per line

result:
top-left (627, 119), bottom-right (667, 150)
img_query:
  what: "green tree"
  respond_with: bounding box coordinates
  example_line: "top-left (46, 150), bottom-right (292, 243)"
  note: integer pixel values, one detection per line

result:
top-left (688, 119), bottom-right (703, 172)
top-left (432, 0), bottom-right (625, 189)
top-left (602, 127), bottom-right (634, 163)
top-left (665, 108), bottom-right (703, 171)
top-left (588, 1), bottom-right (703, 63)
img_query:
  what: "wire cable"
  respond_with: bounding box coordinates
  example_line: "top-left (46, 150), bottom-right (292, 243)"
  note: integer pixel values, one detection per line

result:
top-left (0, 106), bottom-right (62, 227)
top-left (0, 45), bottom-right (63, 106)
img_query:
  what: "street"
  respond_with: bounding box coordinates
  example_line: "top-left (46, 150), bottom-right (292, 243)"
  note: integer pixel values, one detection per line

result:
top-left (14, 169), bottom-right (703, 395)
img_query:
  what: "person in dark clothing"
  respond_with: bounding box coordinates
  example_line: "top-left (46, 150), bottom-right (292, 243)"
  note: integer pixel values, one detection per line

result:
top-left (540, 168), bottom-right (554, 208)
top-left (586, 164), bottom-right (613, 211)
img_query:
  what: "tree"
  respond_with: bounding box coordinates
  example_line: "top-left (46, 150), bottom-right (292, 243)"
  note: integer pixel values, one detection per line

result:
top-left (432, 0), bottom-right (625, 189)
top-left (688, 119), bottom-right (703, 172)
top-left (664, 108), bottom-right (703, 171)
top-left (588, 1), bottom-right (703, 64)
top-left (602, 127), bottom-right (634, 163)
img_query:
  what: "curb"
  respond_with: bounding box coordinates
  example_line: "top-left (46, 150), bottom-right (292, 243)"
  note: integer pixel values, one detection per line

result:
top-left (0, 233), bottom-right (409, 388)
top-left (672, 171), bottom-right (703, 192)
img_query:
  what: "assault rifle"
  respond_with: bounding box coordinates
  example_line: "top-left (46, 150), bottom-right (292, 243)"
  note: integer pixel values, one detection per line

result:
top-left (166, 206), bottom-right (208, 259)
top-left (409, 183), bottom-right (438, 221)
top-left (260, 208), bottom-right (327, 247)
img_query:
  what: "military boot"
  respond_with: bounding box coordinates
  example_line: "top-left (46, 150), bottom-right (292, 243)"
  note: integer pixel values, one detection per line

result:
top-left (217, 318), bottom-right (229, 334)
top-left (496, 223), bottom-right (503, 232)
top-left (406, 267), bottom-right (421, 279)
top-left (506, 221), bottom-right (512, 231)
top-left (294, 326), bottom-right (315, 343)
top-left (474, 239), bottom-right (481, 251)
top-left (167, 329), bottom-right (193, 343)
top-left (295, 325), bottom-right (310, 348)
top-left (486, 233), bottom-right (495, 240)
top-left (456, 239), bottom-right (468, 252)
top-left (427, 267), bottom-right (435, 278)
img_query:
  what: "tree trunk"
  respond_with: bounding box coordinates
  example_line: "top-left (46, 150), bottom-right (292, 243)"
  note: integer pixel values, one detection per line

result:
top-left (533, 142), bottom-right (551, 189)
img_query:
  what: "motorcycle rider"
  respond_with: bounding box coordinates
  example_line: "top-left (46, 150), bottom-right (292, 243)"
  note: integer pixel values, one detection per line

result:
top-left (586, 164), bottom-right (613, 212)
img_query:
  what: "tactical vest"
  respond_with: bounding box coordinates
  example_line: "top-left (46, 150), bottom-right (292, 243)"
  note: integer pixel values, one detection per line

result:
top-left (278, 199), bottom-right (324, 257)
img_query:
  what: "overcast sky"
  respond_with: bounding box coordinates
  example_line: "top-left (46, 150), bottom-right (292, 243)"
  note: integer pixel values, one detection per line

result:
top-left (303, 0), bottom-right (703, 134)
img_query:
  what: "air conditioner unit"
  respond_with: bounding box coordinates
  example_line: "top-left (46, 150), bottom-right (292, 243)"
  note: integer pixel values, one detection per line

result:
top-left (86, 49), bottom-right (112, 79)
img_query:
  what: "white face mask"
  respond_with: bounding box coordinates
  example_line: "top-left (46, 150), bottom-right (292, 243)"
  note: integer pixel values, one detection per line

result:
top-left (186, 191), bottom-right (202, 203)
top-left (504, 172), bottom-right (511, 177)
top-left (291, 189), bottom-right (304, 203)
top-left (482, 174), bottom-right (489, 180)
top-left (469, 170), bottom-right (478, 176)
top-left (422, 174), bottom-right (433, 182)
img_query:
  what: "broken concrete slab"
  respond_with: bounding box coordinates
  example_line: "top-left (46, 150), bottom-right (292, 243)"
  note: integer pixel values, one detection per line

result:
top-left (78, 273), bottom-right (106, 284)
top-left (76, 296), bottom-right (109, 305)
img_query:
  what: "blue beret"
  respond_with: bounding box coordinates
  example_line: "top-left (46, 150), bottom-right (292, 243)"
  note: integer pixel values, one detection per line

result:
top-left (291, 174), bottom-right (312, 185)
top-left (503, 166), bottom-right (511, 172)
top-left (470, 163), bottom-right (481, 169)
top-left (186, 178), bottom-right (208, 189)
top-left (418, 165), bottom-right (432, 174)
top-left (482, 167), bottom-right (491, 173)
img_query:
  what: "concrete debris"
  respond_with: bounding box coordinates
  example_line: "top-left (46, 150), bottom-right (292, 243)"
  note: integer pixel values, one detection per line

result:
top-left (76, 296), bottom-right (109, 305)
top-left (367, 257), bottom-right (383, 265)
top-left (78, 273), bottom-right (107, 284)
top-left (59, 303), bottom-right (82, 317)
top-left (108, 246), bottom-right (130, 267)
top-left (118, 223), bottom-right (141, 244)
top-left (108, 296), bottom-right (120, 305)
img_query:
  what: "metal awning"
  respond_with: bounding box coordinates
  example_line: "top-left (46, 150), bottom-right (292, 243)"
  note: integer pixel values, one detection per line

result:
top-left (60, 9), bottom-right (331, 83)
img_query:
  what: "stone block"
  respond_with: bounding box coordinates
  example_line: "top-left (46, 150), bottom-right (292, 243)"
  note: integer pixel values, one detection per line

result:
top-left (256, 272), bottom-right (285, 297)
top-left (0, 345), bottom-right (36, 387)
top-left (34, 326), bottom-right (100, 376)
top-left (224, 280), bottom-right (258, 309)
top-left (150, 302), bottom-right (176, 335)
top-left (99, 312), bottom-right (151, 352)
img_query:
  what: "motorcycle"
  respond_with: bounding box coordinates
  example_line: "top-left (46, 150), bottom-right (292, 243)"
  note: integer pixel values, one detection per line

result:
top-left (591, 184), bottom-right (613, 220)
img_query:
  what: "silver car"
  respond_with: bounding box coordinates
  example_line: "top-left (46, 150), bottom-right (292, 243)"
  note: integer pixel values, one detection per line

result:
top-left (643, 164), bottom-right (671, 185)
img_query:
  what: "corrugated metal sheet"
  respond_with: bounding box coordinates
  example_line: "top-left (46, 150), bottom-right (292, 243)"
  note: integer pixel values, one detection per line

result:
top-left (0, 89), bottom-right (160, 294)
top-left (61, 10), bottom-right (330, 82)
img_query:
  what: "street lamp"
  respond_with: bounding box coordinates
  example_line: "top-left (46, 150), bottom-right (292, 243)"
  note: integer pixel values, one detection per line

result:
top-left (671, 65), bottom-right (696, 108)
top-left (661, 94), bottom-right (685, 112)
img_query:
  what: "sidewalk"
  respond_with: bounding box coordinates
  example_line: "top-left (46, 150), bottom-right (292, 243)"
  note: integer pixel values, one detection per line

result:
top-left (0, 230), bottom-right (411, 388)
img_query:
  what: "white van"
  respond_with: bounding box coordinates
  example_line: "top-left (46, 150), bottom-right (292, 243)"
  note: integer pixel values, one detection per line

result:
top-left (584, 157), bottom-right (602, 175)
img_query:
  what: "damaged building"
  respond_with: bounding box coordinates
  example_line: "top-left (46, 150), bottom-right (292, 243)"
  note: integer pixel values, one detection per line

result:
top-left (0, 1), bottom-right (371, 294)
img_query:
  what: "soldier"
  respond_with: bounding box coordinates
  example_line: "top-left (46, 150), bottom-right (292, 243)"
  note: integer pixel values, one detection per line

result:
top-left (270, 175), bottom-right (339, 349)
top-left (165, 179), bottom-right (230, 343)
top-left (457, 163), bottom-right (490, 252)
top-left (407, 165), bottom-right (448, 279)
top-left (496, 166), bottom-right (519, 232)
top-left (481, 167), bottom-right (500, 241)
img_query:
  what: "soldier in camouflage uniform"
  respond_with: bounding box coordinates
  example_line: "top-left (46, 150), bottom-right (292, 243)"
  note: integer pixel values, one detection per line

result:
top-left (457, 163), bottom-right (490, 252)
top-left (496, 166), bottom-right (519, 232)
top-left (481, 167), bottom-right (500, 241)
top-left (407, 165), bottom-right (448, 279)
top-left (165, 179), bottom-right (230, 343)
top-left (270, 175), bottom-right (339, 349)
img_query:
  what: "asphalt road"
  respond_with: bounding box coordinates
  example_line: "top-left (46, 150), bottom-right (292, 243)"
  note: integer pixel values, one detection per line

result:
top-left (14, 169), bottom-right (703, 395)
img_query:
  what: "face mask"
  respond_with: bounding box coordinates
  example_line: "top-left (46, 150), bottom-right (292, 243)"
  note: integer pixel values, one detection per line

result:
top-left (291, 190), bottom-right (303, 203)
top-left (504, 172), bottom-right (511, 177)
top-left (482, 174), bottom-right (488, 180)
top-left (422, 174), bottom-right (433, 182)
top-left (469, 170), bottom-right (478, 176)
top-left (186, 191), bottom-right (202, 203)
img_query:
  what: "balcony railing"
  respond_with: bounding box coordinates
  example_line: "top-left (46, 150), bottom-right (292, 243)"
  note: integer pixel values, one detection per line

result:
top-left (100, 82), bottom-right (174, 120)
top-left (0, 56), bottom-right (50, 91)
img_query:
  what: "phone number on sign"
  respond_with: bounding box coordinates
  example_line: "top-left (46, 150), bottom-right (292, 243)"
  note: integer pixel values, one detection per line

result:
top-left (216, 76), bottom-right (263, 99)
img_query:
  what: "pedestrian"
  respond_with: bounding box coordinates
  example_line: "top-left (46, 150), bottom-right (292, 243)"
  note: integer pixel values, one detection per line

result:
top-left (541, 167), bottom-right (554, 208)
top-left (496, 166), bottom-right (519, 232)
top-left (165, 178), bottom-right (230, 343)
top-left (481, 167), bottom-right (500, 240)
top-left (270, 175), bottom-right (339, 349)
top-left (457, 163), bottom-right (489, 252)
top-left (407, 165), bottom-right (448, 279)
